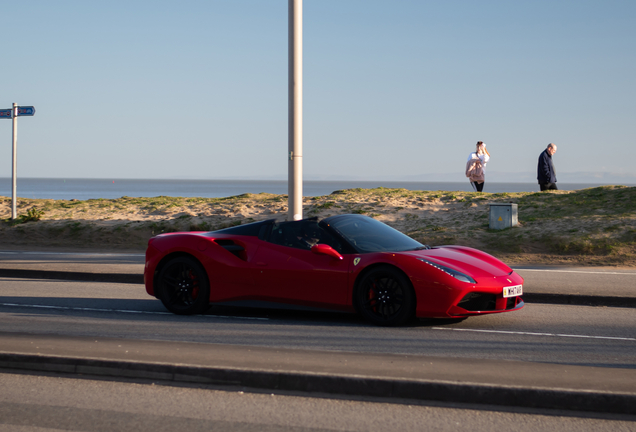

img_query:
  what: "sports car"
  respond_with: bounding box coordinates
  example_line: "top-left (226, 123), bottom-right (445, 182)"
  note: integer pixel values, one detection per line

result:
top-left (144, 214), bottom-right (524, 326)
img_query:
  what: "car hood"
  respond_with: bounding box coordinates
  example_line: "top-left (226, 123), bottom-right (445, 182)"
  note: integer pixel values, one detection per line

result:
top-left (403, 245), bottom-right (513, 278)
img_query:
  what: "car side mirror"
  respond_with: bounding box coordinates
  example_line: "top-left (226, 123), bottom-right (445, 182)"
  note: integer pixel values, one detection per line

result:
top-left (311, 244), bottom-right (343, 260)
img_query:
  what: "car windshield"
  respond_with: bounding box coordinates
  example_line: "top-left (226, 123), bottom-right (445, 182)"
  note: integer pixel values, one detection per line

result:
top-left (325, 215), bottom-right (426, 253)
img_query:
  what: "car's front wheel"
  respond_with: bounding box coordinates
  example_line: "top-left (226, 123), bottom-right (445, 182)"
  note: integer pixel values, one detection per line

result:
top-left (156, 256), bottom-right (210, 315)
top-left (354, 266), bottom-right (415, 326)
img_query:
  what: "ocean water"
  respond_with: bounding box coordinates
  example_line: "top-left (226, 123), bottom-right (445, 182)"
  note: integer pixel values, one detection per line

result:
top-left (0, 178), bottom-right (625, 201)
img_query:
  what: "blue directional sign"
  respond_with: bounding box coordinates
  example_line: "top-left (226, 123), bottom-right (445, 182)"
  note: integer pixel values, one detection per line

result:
top-left (0, 106), bottom-right (36, 118)
top-left (17, 106), bottom-right (35, 116)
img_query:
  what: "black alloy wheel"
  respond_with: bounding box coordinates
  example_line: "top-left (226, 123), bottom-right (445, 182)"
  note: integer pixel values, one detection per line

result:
top-left (354, 266), bottom-right (415, 326)
top-left (156, 256), bottom-right (210, 315)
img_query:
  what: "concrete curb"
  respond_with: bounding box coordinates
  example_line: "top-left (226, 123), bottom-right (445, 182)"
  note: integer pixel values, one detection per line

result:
top-left (1, 352), bottom-right (634, 415)
top-left (1, 269), bottom-right (634, 308)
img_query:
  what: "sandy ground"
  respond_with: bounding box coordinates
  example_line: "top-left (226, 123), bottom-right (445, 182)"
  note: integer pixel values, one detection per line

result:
top-left (1, 188), bottom-right (635, 267)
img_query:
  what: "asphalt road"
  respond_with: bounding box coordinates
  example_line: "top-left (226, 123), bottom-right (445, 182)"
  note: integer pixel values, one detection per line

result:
top-left (0, 277), bottom-right (634, 368)
top-left (1, 251), bottom-right (635, 421)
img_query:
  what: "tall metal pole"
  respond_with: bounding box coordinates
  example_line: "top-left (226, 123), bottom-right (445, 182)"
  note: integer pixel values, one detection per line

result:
top-left (288, 0), bottom-right (303, 221)
top-left (11, 103), bottom-right (18, 220)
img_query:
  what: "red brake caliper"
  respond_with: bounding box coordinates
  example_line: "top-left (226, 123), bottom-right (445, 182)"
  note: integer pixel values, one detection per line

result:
top-left (369, 281), bottom-right (377, 313)
top-left (189, 269), bottom-right (199, 300)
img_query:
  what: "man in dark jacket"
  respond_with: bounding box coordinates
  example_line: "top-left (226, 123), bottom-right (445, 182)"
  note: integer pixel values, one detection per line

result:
top-left (537, 143), bottom-right (557, 191)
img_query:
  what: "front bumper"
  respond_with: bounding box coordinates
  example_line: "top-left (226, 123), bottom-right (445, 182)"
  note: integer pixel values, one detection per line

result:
top-left (448, 294), bottom-right (524, 316)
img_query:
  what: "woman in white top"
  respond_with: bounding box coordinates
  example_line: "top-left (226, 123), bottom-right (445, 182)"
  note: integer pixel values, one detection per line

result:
top-left (467, 141), bottom-right (490, 192)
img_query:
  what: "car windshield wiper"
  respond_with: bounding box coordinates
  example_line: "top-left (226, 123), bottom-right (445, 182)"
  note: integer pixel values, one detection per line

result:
top-left (411, 245), bottom-right (431, 250)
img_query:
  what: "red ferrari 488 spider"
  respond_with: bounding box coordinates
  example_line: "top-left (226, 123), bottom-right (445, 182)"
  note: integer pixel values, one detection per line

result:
top-left (144, 214), bottom-right (524, 326)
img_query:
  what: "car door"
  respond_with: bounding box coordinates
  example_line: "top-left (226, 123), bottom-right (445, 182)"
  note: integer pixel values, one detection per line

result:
top-left (251, 220), bottom-right (351, 309)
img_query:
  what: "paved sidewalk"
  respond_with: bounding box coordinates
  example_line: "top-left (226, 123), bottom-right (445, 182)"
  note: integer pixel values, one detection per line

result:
top-left (1, 250), bottom-right (635, 307)
top-left (1, 332), bottom-right (635, 415)
top-left (0, 250), bottom-right (144, 276)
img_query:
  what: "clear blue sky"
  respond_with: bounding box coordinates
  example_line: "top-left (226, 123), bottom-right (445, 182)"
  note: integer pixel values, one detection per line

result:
top-left (2, 1), bottom-right (635, 182)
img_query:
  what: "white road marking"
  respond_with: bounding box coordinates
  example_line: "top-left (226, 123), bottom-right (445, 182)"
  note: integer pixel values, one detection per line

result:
top-left (513, 268), bottom-right (636, 275)
top-left (432, 327), bottom-right (636, 342)
top-left (0, 302), bottom-right (269, 321)
top-left (1, 303), bottom-right (630, 338)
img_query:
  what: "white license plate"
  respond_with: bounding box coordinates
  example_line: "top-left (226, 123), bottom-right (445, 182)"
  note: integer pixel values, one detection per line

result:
top-left (503, 285), bottom-right (523, 298)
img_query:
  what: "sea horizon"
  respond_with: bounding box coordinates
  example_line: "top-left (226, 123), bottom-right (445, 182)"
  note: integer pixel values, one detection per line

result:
top-left (1, 177), bottom-right (634, 201)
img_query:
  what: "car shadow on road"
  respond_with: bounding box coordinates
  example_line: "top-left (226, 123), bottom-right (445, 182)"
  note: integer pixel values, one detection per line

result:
top-left (0, 295), bottom-right (469, 329)
top-left (206, 303), bottom-right (469, 328)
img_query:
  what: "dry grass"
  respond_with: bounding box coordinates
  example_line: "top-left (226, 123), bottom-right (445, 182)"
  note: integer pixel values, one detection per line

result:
top-left (2, 185), bottom-right (635, 266)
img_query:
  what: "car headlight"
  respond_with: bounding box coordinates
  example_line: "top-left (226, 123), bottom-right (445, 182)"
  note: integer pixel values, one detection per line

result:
top-left (418, 258), bottom-right (476, 284)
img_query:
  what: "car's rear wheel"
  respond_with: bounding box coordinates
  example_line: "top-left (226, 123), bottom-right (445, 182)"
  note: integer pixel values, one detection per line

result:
top-left (156, 256), bottom-right (210, 315)
top-left (354, 266), bottom-right (415, 326)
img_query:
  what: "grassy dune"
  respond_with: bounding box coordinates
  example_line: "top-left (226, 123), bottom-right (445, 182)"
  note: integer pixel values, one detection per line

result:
top-left (2, 185), bottom-right (635, 266)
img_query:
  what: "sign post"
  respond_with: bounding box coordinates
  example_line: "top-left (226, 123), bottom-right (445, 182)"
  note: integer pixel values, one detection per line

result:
top-left (1, 103), bottom-right (36, 219)
top-left (12, 103), bottom-right (18, 220)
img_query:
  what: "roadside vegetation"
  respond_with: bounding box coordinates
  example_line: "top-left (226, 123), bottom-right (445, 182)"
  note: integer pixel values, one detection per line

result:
top-left (1, 185), bottom-right (635, 266)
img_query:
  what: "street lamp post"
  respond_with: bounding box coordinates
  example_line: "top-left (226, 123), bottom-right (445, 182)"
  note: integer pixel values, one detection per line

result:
top-left (288, 0), bottom-right (303, 221)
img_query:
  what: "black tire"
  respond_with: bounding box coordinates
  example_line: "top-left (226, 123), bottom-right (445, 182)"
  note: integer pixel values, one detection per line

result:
top-left (156, 256), bottom-right (210, 315)
top-left (354, 266), bottom-right (415, 326)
